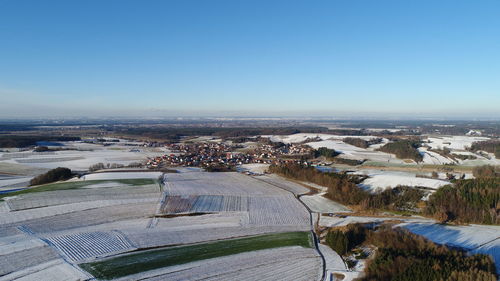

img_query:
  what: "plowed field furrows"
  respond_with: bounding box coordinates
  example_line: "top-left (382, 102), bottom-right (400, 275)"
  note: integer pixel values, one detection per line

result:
top-left (160, 195), bottom-right (248, 214)
top-left (45, 231), bottom-right (135, 262)
top-left (248, 195), bottom-right (310, 226)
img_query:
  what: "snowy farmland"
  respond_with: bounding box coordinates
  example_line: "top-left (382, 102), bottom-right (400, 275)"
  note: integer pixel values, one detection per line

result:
top-left (358, 172), bottom-right (450, 192)
top-left (268, 133), bottom-right (379, 144)
top-left (161, 172), bottom-right (311, 228)
top-left (267, 133), bottom-right (500, 166)
top-left (419, 135), bottom-right (500, 166)
top-left (0, 170), bottom-right (324, 280)
top-left (0, 140), bottom-right (166, 189)
top-left (113, 246), bottom-right (322, 281)
top-left (267, 133), bottom-right (407, 164)
top-left (301, 193), bottom-right (351, 213)
top-left (423, 135), bottom-right (490, 151)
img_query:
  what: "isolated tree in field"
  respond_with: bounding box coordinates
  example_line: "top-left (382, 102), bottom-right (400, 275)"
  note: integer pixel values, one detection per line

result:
top-left (314, 147), bottom-right (339, 158)
top-left (30, 167), bottom-right (72, 186)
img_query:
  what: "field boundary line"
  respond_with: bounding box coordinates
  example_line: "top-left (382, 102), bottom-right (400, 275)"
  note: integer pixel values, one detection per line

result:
top-left (252, 175), bottom-right (327, 281)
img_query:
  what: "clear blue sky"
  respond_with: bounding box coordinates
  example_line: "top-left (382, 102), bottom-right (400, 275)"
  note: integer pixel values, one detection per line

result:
top-left (0, 0), bottom-right (499, 118)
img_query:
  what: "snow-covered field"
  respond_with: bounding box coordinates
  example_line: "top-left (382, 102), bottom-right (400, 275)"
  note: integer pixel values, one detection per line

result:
top-left (253, 174), bottom-right (310, 195)
top-left (268, 133), bottom-right (379, 144)
top-left (0, 169), bottom-right (323, 280)
top-left (266, 133), bottom-right (405, 164)
top-left (319, 215), bottom-right (432, 228)
top-left (359, 173), bottom-right (449, 191)
top-left (423, 136), bottom-right (490, 150)
top-left (124, 225), bottom-right (310, 249)
top-left (45, 230), bottom-right (136, 262)
top-left (164, 172), bottom-right (291, 196)
top-left (267, 133), bottom-right (499, 166)
top-left (0, 259), bottom-right (92, 281)
top-left (420, 136), bottom-right (500, 166)
top-left (161, 195), bottom-right (249, 214)
top-left (5, 183), bottom-right (159, 211)
top-left (320, 215), bottom-right (389, 228)
top-left (399, 222), bottom-right (500, 251)
top-left (82, 171), bottom-right (162, 180)
top-left (115, 246), bottom-right (321, 281)
top-left (237, 163), bottom-right (269, 174)
top-left (0, 140), bottom-right (165, 173)
top-left (0, 176), bottom-right (32, 189)
top-left (418, 147), bottom-right (455, 165)
top-left (307, 140), bottom-right (405, 164)
top-left (301, 193), bottom-right (351, 213)
top-left (0, 140), bottom-right (166, 191)
top-left (399, 222), bottom-right (500, 274)
top-left (349, 169), bottom-right (450, 192)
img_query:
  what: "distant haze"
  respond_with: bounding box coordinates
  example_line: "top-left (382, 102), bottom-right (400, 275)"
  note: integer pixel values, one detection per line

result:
top-left (1, 0), bottom-right (499, 119)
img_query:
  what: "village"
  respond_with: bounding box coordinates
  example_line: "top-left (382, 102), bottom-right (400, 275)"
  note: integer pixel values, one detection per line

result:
top-left (145, 140), bottom-right (315, 171)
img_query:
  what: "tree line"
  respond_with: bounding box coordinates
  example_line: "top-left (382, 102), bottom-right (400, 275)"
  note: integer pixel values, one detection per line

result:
top-left (425, 177), bottom-right (499, 224)
top-left (269, 163), bottom-right (422, 211)
top-left (0, 135), bottom-right (80, 148)
top-left (469, 140), bottom-right (500, 158)
top-left (270, 163), bottom-right (499, 224)
top-left (362, 225), bottom-right (497, 281)
top-left (116, 127), bottom-right (329, 142)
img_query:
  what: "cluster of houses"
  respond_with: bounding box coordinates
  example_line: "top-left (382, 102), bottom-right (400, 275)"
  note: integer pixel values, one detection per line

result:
top-left (145, 141), bottom-right (315, 169)
top-left (256, 143), bottom-right (312, 157)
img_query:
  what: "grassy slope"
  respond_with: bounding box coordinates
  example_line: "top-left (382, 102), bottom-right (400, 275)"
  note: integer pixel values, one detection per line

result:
top-left (80, 231), bottom-right (312, 280)
top-left (0, 178), bottom-right (156, 199)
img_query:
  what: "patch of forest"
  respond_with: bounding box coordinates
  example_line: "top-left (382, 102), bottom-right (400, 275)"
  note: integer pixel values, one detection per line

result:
top-left (325, 224), bottom-right (497, 281)
top-left (314, 147), bottom-right (340, 158)
top-left (0, 135), bottom-right (80, 148)
top-left (377, 139), bottom-right (423, 162)
top-left (425, 177), bottom-right (499, 224)
top-left (469, 140), bottom-right (500, 158)
top-left (342, 137), bottom-right (383, 149)
top-left (29, 167), bottom-right (74, 186)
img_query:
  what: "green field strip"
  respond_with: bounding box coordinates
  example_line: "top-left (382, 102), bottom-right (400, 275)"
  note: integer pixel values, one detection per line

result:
top-left (80, 231), bottom-right (313, 280)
